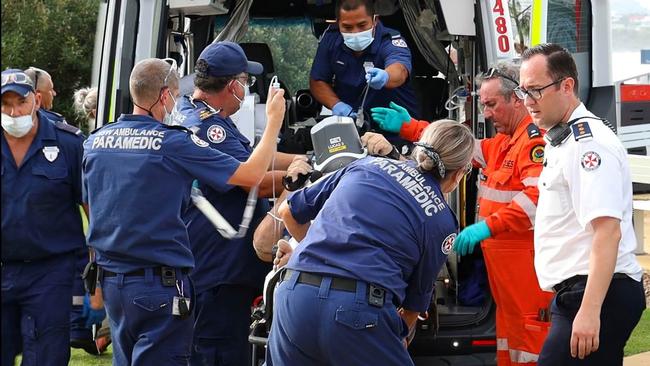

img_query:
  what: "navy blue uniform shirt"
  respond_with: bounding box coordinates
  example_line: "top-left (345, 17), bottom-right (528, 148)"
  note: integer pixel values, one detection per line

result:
top-left (310, 23), bottom-right (420, 133)
top-left (287, 157), bottom-right (458, 312)
top-left (83, 114), bottom-right (241, 273)
top-left (178, 96), bottom-right (271, 293)
top-left (2, 110), bottom-right (85, 261)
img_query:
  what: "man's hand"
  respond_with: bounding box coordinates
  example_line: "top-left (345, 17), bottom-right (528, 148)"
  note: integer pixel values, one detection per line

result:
top-left (273, 239), bottom-right (294, 270)
top-left (332, 101), bottom-right (356, 118)
top-left (266, 88), bottom-right (286, 131)
top-left (365, 68), bottom-right (389, 90)
top-left (370, 102), bottom-right (411, 133)
top-left (361, 132), bottom-right (393, 156)
top-left (285, 156), bottom-right (312, 184)
top-left (571, 307), bottom-right (600, 359)
top-left (453, 221), bottom-right (491, 256)
top-left (82, 294), bottom-right (106, 329)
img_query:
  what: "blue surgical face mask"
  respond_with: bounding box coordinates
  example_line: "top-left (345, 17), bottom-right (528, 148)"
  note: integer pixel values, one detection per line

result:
top-left (341, 27), bottom-right (374, 52)
top-left (1, 96), bottom-right (35, 137)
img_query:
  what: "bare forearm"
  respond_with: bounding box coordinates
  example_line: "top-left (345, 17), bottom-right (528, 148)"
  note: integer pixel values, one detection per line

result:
top-left (272, 152), bottom-right (300, 170)
top-left (253, 191), bottom-right (289, 262)
top-left (310, 79), bottom-right (340, 109)
top-left (581, 217), bottom-right (621, 313)
top-left (243, 171), bottom-right (285, 197)
top-left (385, 63), bottom-right (409, 89)
top-left (278, 200), bottom-right (310, 241)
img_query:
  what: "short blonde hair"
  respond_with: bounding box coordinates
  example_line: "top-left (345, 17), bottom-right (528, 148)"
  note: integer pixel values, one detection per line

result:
top-left (73, 87), bottom-right (98, 120)
top-left (412, 120), bottom-right (474, 180)
top-left (129, 58), bottom-right (179, 106)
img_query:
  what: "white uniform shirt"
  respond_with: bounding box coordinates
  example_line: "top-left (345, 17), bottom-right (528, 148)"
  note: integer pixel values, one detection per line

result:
top-left (534, 103), bottom-right (643, 291)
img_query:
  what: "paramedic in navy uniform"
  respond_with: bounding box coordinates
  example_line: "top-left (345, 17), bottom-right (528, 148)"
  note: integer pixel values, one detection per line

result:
top-left (175, 41), bottom-right (303, 366)
top-left (82, 58), bottom-right (286, 365)
top-left (310, 0), bottom-right (419, 146)
top-left (1, 69), bottom-right (86, 365)
top-left (518, 43), bottom-right (645, 365)
top-left (269, 120), bottom-right (475, 365)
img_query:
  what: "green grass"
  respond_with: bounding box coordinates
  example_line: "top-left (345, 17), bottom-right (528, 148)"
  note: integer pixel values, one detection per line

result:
top-left (69, 347), bottom-right (113, 365)
top-left (625, 309), bottom-right (650, 356)
top-left (16, 346), bottom-right (113, 366)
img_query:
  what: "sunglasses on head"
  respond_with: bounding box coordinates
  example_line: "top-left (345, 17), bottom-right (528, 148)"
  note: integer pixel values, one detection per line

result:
top-left (2, 72), bottom-right (34, 88)
top-left (482, 67), bottom-right (519, 87)
top-left (162, 58), bottom-right (179, 87)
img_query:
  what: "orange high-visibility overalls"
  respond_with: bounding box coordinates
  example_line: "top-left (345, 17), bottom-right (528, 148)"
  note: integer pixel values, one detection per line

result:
top-left (474, 116), bottom-right (553, 365)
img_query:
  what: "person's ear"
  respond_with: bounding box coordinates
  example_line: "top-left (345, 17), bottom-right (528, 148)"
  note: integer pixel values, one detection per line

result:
top-left (562, 77), bottom-right (575, 95)
top-left (34, 92), bottom-right (42, 110)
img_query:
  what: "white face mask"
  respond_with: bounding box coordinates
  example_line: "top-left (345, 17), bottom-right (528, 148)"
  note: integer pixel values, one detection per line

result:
top-left (341, 27), bottom-right (374, 52)
top-left (2, 97), bottom-right (35, 137)
top-left (232, 80), bottom-right (249, 108)
top-left (162, 92), bottom-right (178, 126)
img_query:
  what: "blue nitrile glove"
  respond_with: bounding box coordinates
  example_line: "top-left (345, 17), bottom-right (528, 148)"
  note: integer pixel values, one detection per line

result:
top-left (453, 221), bottom-right (491, 256)
top-left (370, 101), bottom-right (412, 133)
top-left (332, 101), bottom-right (357, 118)
top-left (365, 68), bottom-right (389, 90)
top-left (82, 294), bottom-right (106, 329)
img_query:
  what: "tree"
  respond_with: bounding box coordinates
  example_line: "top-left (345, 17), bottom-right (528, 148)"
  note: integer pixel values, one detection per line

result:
top-left (1, 0), bottom-right (100, 132)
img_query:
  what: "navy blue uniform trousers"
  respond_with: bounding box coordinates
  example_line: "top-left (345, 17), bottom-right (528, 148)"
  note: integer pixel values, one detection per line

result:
top-left (1, 253), bottom-right (75, 366)
top-left (538, 275), bottom-right (645, 366)
top-left (70, 249), bottom-right (92, 342)
top-left (101, 268), bottom-right (194, 366)
top-left (190, 284), bottom-right (260, 366)
top-left (267, 270), bottom-right (413, 366)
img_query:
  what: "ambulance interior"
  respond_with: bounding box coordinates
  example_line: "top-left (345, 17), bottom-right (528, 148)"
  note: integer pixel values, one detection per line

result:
top-left (93, 0), bottom-right (646, 361)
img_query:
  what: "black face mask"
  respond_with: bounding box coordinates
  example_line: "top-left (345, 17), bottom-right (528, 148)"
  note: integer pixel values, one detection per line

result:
top-left (545, 116), bottom-right (614, 147)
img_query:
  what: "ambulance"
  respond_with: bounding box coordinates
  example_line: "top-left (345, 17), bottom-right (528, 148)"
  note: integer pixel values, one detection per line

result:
top-left (91, 1), bottom-right (649, 364)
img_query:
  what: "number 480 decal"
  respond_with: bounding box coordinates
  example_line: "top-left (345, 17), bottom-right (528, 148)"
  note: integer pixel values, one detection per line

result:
top-left (492, 0), bottom-right (510, 52)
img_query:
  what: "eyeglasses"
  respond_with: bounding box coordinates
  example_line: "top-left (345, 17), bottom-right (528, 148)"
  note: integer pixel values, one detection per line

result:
top-left (1, 72), bottom-right (34, 88)
top-left (235, 75), bottom-right (256, 88)
top-left (481, 68), bottom-right (519, 87)
top-left (162, 58), bottom-right (179, 87)
top-left (514, 79), bottom-right (564, 101)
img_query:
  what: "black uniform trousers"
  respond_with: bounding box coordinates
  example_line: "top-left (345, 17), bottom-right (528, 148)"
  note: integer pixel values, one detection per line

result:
top-left (538, 274), bottom-right (645, 366)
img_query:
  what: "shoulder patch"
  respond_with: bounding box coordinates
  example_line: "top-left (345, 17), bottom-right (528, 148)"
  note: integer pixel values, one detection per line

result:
top-left (391, 38), bottom-right (408, 48)
top-left (54, 120), bottom-right (82, 136)
top-left (207, 124), bottom-right (227, 144)
top-left (571, 122), bottom-right (593, 142)
top-left (199, 108), bottom-right (217, 121)
top-left (190, 133), bottom-right (209, 148)
top-left (580, 151), bottom-right (601, 171)
top-left (441, 233), bottom-right (456, 255)
top-left (526, 123), bottom-right (541, 139)
top-left (530, 144), bottom-right (545, 163)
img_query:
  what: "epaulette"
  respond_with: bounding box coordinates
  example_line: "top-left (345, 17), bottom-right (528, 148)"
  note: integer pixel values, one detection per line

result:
top-left (386, 29), bottom-right (407, 48)
top-left (196, 99), bottom-right (219, 121)
top-left (526, 123), bottom-right (541, 139)
top-left (55, 120), bottom-right (83, 136)
top-left (162, 124), bottom-right (192, 133)
top-left (571, 121), bottom-right (593, 142)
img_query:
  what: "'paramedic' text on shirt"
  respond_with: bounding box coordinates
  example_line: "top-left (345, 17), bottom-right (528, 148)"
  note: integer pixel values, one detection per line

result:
top-left (90, 127), bottom-right (166, 150)
top-left (371, 157), bottom-right (445, 216)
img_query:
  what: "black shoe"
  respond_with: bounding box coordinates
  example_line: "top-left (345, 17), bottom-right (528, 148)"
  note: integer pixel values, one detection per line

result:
top-left (70, 338), bottom-right (100, 355)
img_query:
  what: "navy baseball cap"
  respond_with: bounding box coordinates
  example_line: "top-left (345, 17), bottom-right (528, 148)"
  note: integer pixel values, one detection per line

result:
top-left (1, 69), bottom-right (35, 97)
top-left (198, 41), bottom-right (263, 77)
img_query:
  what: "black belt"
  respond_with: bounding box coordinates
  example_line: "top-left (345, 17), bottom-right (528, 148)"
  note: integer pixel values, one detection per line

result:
top-left (281, 269), bottom-right (357, 292)
top-left (102, 266), bottom-right (189, 278)
top-left (553, 273), bottom-right (629, 293)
